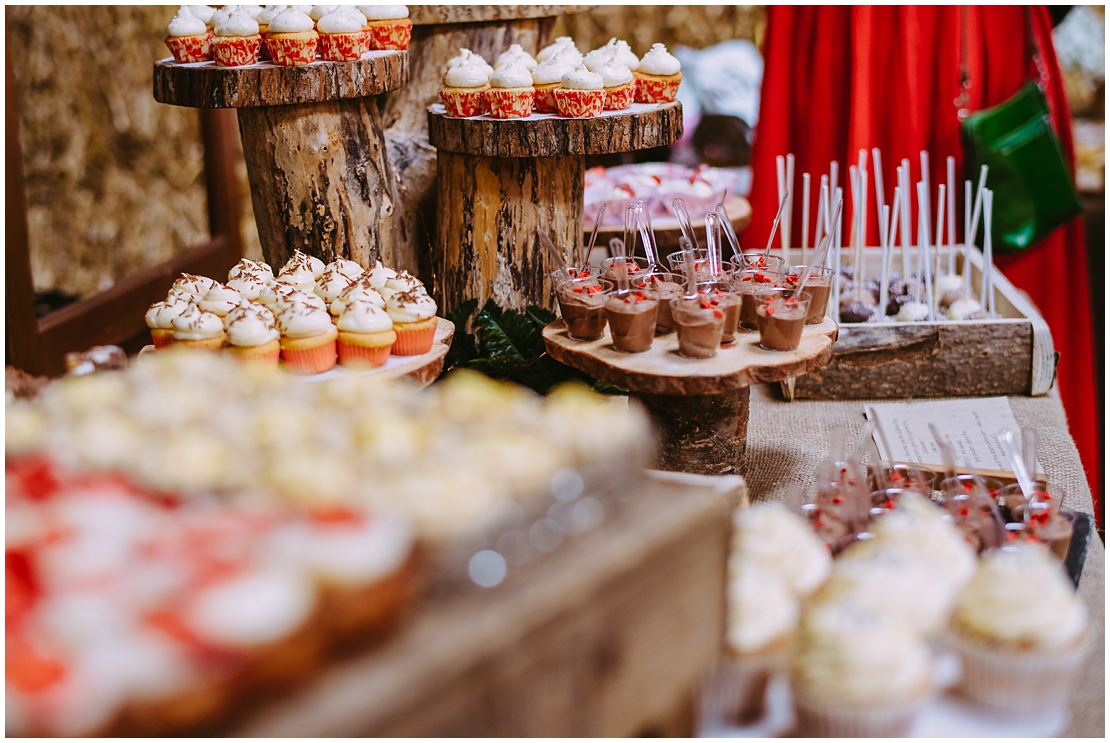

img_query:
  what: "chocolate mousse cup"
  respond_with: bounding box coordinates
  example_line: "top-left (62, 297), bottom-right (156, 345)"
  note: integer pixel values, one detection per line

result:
top-left (784, 266), bottom-right (833, 324)
top-left (600, 256), bottom-right (649, 284)
top-left (666, 250), bottom-right (712, 281)
top-left (731, 252), bottom-right (786, 275)
top-left (670, 296), bottom-right (726, 359)
top-left (697, 281), bottom-right (741, 344)
top-left (755, 295), bottom-right (810, 351)
top-left (733, 268), bottom-right (782, 329)
top-left (631, 271), bottom-right (682, 334)
top-left (557, 277), bottom-right (613, 341)
top-left (605, 289), bottom-right (659, 352)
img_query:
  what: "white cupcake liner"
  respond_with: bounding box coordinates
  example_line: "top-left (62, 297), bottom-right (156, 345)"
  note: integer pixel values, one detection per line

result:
top-left (792, 684), bottom-right (924, 737)
top-left (953, 631), bottom-right (1088, 713)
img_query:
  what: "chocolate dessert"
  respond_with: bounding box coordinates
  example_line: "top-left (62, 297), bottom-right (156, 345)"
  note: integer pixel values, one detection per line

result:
top-left (65, 345), bottom-right (129, 376)
top-left (601, 256), bottom-right (648, 284)
top-left (698, 282), bottom-right (741, 344)
top-left (755, 296), bottom-right (809, 351)
top-left (670, 296), bottom-right (726, 358)
top-left (784, 266), bottom-right (832, 324)
top-left (633, 272), bottom-right (683, 334)
top-left (556, 278), bottom-right (612, 340)
top-left (605, 289), bottom-right (658, 353)
top-left (734, 269), bottom-right (780, 329)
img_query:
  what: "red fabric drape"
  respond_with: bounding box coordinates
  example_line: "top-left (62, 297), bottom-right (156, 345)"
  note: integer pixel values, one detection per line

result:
top-left (747, 6), bottom-right (1100, 516)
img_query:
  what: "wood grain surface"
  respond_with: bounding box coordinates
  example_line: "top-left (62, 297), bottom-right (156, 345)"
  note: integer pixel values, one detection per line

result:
top-left (409, 5), bottom-right (590, 24)
top-left (543, 318), bottom-right (839, 395)
top-left (637, 389), bottom-right (751, 476)
top-left (427, 101), bottom-right (683, 158)
top-left (237, 97), bottom-right (397, 268)
top-left (436, 150), bottom-right (583, 312)
top-left (153, 51), bottom-right (408, 108)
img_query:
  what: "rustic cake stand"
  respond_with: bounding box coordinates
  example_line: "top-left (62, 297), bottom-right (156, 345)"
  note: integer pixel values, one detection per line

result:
top-left (543, 319), bottom-right (838, 475)
top-left (427, 102), bottom-right (683, 313)
top-left (153, 52), bottom-right (408, 269)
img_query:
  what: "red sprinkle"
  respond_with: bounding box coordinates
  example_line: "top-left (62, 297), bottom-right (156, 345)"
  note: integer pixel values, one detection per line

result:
top-left (713, 309), bottom-right (723, 318)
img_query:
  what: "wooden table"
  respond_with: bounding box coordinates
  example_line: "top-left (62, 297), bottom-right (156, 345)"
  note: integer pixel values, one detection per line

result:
top-left (153, 52), bottom-right (408, 269)
top-left (428, 102), bottom-right (683, 313)
top-left (231, 472), bottom-right (743, 736)
top-left (543, 318), bottom-right (838, 475)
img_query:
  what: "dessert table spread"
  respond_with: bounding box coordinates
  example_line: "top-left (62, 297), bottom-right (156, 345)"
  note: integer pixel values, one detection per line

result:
top-left (741, 383), bottom-right (1105, 738)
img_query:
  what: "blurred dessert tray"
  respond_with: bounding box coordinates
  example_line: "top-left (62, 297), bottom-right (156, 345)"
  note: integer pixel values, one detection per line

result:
top-left (788, 246), bottom-right (1055, 401)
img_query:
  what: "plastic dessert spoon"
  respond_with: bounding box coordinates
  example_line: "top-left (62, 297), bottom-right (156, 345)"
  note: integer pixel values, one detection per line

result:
top-left (716, 202), bottom-right (742, 259)
top-left (794, 199), bottom-right (842, 299)
top-left (705, 211), bottom-right (723, 277)
top-left (928, 423), bottom-right (958, 481)
top-left (762, 190), bottom-right (790, 259)
top-left (998, 428), bottom-right (1037, 503)
top-left (609, 237), bottom-right (630, 296)
top-left (1022, 427), bottom-right (1038, 479)
top-left (538, 227), bottom-right (569, 281)
top-left (671, 197), bottom-right (701, 252)
top-left (850, 419), bottom-right (875, 466)
top-left (584, 202), bottom-right (606, 269)
top-left (634, 201), bottom-right (662, 270)
top-left (679, 238), bottom-right (698, 299)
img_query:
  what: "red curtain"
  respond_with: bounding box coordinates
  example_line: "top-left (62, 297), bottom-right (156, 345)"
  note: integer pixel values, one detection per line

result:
top-left (747, 6), bottom-right (1100, 515)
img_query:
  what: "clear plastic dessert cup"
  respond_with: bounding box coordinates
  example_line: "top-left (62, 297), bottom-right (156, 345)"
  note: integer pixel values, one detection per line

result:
top-left (868, 464), bottom-right (935, 497)
top-left (630, 270), bottom-right (683, 334)
top-left (600, 256), bottom-right (649, 284)
top-left (733, 268), bottom-right (783, 329)
top-left (783, 265), bottom-right (834, 324)
top-left (666, 250), bottom-right (712, 280)
top-left (670, 294), bottom-right (726, 359)
top-left (551, 265), bottom-right (598, 289)
top-left (1000, 483), bottom-right (1072, 560)
top-left (939, 475), bottom-right (1006, 553)
top-left (730, 252), bottom-right (786, 275)
top-left (556, 277), bottom-right (613, 341)
top-left (755, 294), bottom-right (810, 351)
top-left (696, 280), bottom-right (741, 344)
top-left (605, 287), bottom-right (659, 353)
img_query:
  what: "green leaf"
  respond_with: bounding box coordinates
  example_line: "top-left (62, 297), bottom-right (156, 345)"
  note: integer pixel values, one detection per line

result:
top-left (444, 298), bottom-right (479, 370)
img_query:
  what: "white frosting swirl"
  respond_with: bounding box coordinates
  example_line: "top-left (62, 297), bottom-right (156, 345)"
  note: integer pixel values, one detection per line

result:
top-left (228, 257), bottom-right (273, 283)
top-left (328, 258), bottom-right (364, 281)
top-left (731, 502), bottom-right (831, 599)
top-left (447, 48), bottom-right (494, 76)
top-left (277, 303), bottom-right (334, 338)
top-left (256, 5), bottom-right (285, 26)
top-left (383, 270), bottom-right (424, 295)
top-left (364, 260), bottom-right (397, 289)
top-left (215, 7), bottom-right (260, 36)
top-left (385, 290), bottom-right (437, 324)
top-left (490, 62), bottom-right (533, 89)
top-left (316, 8), bottom-right (363, 34)
top-left (146, 293), bottom-right (194, 330)
top-left (308, 5), bottom-right (337, 21)
top-left (955, 543), bottom-right (1088, 649)
top-left (314, 266), bottom-right (354, 303)
top-left (728, 562), bottom-right (798, 654)
top-left (638, 42), bottom-right (681, 76)
top-left (225, 303), bottom-right (279, 347)
top-left (241, 5), bottom-right (264, 19)
top-left (597, 57), bottom-right (633, 87)
top-left (583, 45), bottom-right (614, 72)
top-left (172, 273), bottom-right (215, 297)
top-left (186, 5), bottom-right (217, 25)
top-left (226, 271), bottom-right (269, 301)
top-left (561, 65), bottom-right (603, 91)
top-left (168, 8), bottom-right (208, 37)
top-left (359, 4), bottom-right (408, 21)
top-left (496, 43), bottom-right (537, 71)
top-left (444, 60), bottom-right (490, 88)
top-left (172, 304), bottom-right (225, 340)
top-left (281, 249), bottom-right (325, 280)
top-left (532, 56), bottom-right (573, 86)
top-left (331, 280), bottom-right (384, 317)
top-left (609, 38), bottom-right (639, 71)
top-left (337, 299), bottom-right (394, 333)
top-left (268, 8), bottom-right (315, 33)
top-left (537, 36), bottom-right (578, 63)
top-left (198, 281), bottom-right (243, 317)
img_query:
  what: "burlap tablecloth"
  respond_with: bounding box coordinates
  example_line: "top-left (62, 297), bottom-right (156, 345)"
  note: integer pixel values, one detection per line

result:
top-left (742, 384), bottom-right (1105, 738)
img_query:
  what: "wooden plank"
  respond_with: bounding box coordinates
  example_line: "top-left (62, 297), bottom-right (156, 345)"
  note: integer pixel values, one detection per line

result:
top-left (410, 5), bottom-right (591, 24)
top-left (232, 475), bottom-right (733, 737)
top-left (428, 101), bottom-right (683, 158)
top-left (153, 51), bottom-right (408, 108)
top-left (5, 35), bottom-right (41, 373)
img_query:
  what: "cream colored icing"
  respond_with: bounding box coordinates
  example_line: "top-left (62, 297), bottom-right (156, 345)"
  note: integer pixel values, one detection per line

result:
top-left (537, 36), bottom-right (578, 63)
top-left (172, 273), bottom-right (215, 297)
top-left (727, 561), bottom-right (798, 654)
top-left (226, 271), bottom-right (269, 301)
top-left (328, 258), bottom-right (365, 281)
top-left (314, 267), bottom-right (354, 304)
top-left (532, 56), bottom-right (573, 86)
top-left (215, 7), bottom-right (260, 36)
top-left (490, 62), bottom-right (533, 89)
top-left (228, 257), bottom-right (274, 283)
top-left (171, 304), bottom-right (224, 340)
top-left (444, 60), bottom-right (489, 88)
top-left (197, 281), bottom-right (242, 317)
top-left (731, 502), bottom-right (831, 598)
top-left (331, 280), bottom-right (385, 316)
top-left (496, 43), bottom-right (537, 71)
top-left (267, 7), bottom-right (314, 33)
top-left (316, 8), bottom-right (363, 34)
top-left (168, 8), bottom-right (208, 37)
top-left (359, 4), bottom-right (408, 21)
top-left (638, 42), bottom-right (681, 76)
top-left (597, 57), bottom-right (633, 87)
top-left (561, 65), bottom-right (603, 91)
top-left (337, 299), bottom-right (394, 333)
top-left (277, 303), bottom-right (334, 338)
top-left (308, 5), bottom-right (336, 21)
top-left (364, 260), bottom-right (397, 289)
top-left (385, 290), bottom-right (437, 324)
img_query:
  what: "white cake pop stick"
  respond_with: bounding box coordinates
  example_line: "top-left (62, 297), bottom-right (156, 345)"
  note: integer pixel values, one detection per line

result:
top-left (934, 183), bottom-right (946, 313)
top-left (920, 151), bottom-right (931, 242)
top-left (848, 164), bottom-right (860, 259)
top-left (857, 168), bottom-right (868, 291)
top-left (801, 172), bottom-right (811, 266)
top-left (899, 161), bottom-right (912, 279)
top-left (879, 202), bottom-right (891, 321)
top-left (983, 188), bottom-right (995, 316)
top-left (967, 164), bottom-right (989, 253)
top-left (917, 181), bottom-right (934, 319)
top-left (831, 187), bottom-right (843, 315)
top-left (872, 148), bottom-right (886, 222)
top-left (815, 175), bottom-right (829, 248)
top-left (776, 155), bottom-right (786, 256)
top-left (830, 160), bottom-right (839, 198)
top-left (946, 156), bottom-right (957, 276)
top-left (784, 153), bottom-right (795, 265)
top-left (963, 179), bottom-right (973, 298)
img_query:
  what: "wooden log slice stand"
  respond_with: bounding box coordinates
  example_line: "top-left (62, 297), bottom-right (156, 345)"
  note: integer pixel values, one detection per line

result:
top-left (543, 318), bottom-right (838, 475)
top-left (153, 52), bottom-right (408, 269)
top-left (428, 102), bottom-right (683, 313)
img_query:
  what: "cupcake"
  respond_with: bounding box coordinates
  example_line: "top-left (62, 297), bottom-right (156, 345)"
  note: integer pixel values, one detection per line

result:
top-left (211, 7), bottom-right (262, 67)
top-left (378, 269), bottom-right (424, 301)
top-left (228, 257), bottom-right (274, 283)
top-left (172, 272), bottom-right (216, 298)
top-left (583, 45), bottom-right (614, 72)
top-left (257, 280), bottom-right (306, 311)
top-left (531, 55), bottom-right (573, 114)
top-left (278, 250), bottom-right (323, 290)
top-left (277, 302), bottom-right (339, 374)
top-left (596, 55), bottom-right (635, 110)
top-left (359, 5), bottom-right (411, 51)
top-left (314, 265), bottom-right (355, 308)
top-left (265, 8), bottom-right (318, 66)
top-left (495, 43), bottom-right (537, 71)
top-left (197, 281), bottom-right (243, 318)
top-left (255, 4), bottom-right (284, 59)
top-left (792, 602), bottom-right (933, 737)
top-left (185, 5), bottom-right (217, 29)
top-left (447, 48), bottom-right (494, 76)
top-left (487, 62), bottom-right (534, 119)
top-left (171, 303), bottom-right (226, 351)
top-left (537, 36), bottom-right (582, 66)
top-left (634, 43), bottom-right (681, 103)
top-left (730, 502), bottom-right (831, 599)
top-left (145, 291), bottom-right (194, 349)
top-left (309, 5), bottom-right (338, 22)
top-left (385, 289), bottom-right (438, 356)
top-left (165, 7), bottom-right (212, 63)
top-left (328, 258), bottom-right (365, 282)
top-left (337, 299), bottom-right (397, 369)
top-left (608, 37), bottom-right (640, 71)
top-left (316, 7), bottom-right (364, 61)
top-left (224, 302), bottom-right (281, 366)
top-left (440, 56), bottom-right (491, 118)
top-left (363, 260), bottom-right (397, 290)
top-left (951, 543), bottom-right (1089, 713)
top-left (330, 277), bottom-right (385, 324)
top-left (227, 270), bottom-right (270, 302)
top-left (554, 66), bottom-right (604, 119)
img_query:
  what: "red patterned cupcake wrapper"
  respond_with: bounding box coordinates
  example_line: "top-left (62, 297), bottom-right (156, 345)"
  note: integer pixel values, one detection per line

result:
top-left (368, 20), bottom-right (412, 51)
top-left (635, 76), bottom-right (681, 104)
top-left (554, 88), bottom-right (605, 119)
top-left (391, 325), bottom-right (436, 356)
top-left (440, 89), bottom-right (488, 117)
top-left (338, 340), bottom-right (392, 368)
top-left (358, 29), bottom-right (373, 54)
top-left (265, 36), bottom-right (318, 67)
top-left (603, 81), bottom-right (636, 111)
top-left (166, 33), bottom-right (212, 64)
top-left (488, 88), bottom-right (535, 119)
top-left (281, 339), bottom-right (337, 374)
top-left (318, 32), bottom-right (362, 62)
top-left (533, 86), bottom-right (559, 114)
top-left (212, 35), bottom-right (262, 67)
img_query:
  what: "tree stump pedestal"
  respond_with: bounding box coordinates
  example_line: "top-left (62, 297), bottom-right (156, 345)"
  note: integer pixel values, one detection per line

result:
top-left (427, 101), bottom-right (683, 313)
top-left (153, 52), bottom-right (408, 268)
top-left (543, 318), bottom-right (839, 475)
